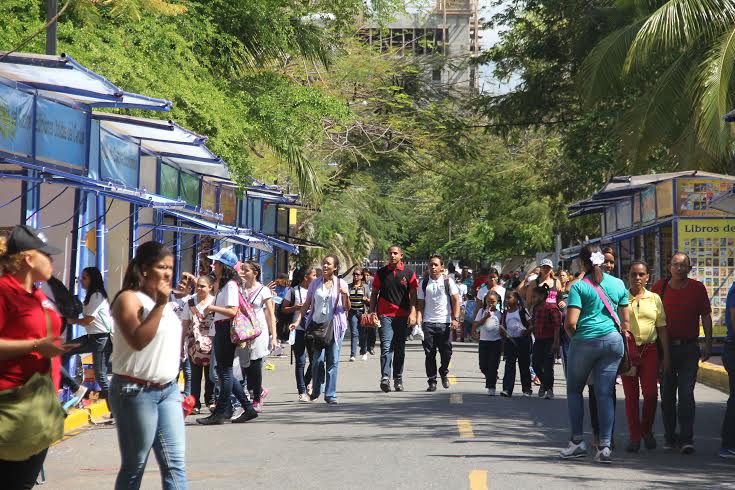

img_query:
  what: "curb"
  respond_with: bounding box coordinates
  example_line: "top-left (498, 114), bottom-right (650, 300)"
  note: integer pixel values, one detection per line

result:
top-left (63, 400), bottom-right (110, 434)
top-left (698, 361), bottom-right (730, 394)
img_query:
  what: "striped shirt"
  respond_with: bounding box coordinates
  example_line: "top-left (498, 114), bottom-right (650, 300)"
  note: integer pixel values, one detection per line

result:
top-left (349, 284), bottom-right (367, 311)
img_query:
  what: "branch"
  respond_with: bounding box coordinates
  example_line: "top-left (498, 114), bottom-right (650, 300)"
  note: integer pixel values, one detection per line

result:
top-left (0, 0), bottom-right (73, 61)
top-left (466, 118), bottom-right (582, 129)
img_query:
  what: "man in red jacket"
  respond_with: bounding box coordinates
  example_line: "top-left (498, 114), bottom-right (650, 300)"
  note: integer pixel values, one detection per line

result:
top-left (652, 252), bottom-right (712, 455)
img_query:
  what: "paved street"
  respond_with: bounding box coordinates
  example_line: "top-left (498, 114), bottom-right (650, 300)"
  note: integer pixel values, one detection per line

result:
top-left (46, 338), bottom-right (732, 489)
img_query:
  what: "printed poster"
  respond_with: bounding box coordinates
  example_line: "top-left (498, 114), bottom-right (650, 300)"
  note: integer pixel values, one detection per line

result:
top-left (677, 218), bottom-right (735, 338)
top-left (641, 186), bottom-right (656, 223)
top-left (678, 178), bottom-right (735, 217)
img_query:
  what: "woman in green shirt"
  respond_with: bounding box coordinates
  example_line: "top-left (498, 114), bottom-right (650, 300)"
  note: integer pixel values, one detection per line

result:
top-left (559, 244), bottom-right (629, 464)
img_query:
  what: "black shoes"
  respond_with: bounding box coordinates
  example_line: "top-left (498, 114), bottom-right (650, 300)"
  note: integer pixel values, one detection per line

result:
top-left (196, 414), bottom-right (226, 425)
top-left (642, 433), bottom-right (656, 450)
top-left (427, 382), bottom-right (437, 392)
top-left (394, 380), bottom-right (404, 392)
top-left (232, 408), bottom-right (258, 424)
top-left (380, 379), bottom-right (391, 393)
top-left (625, 441), bottom-right (640, 453)
top-left (441, 377), bottom-right (450, 389)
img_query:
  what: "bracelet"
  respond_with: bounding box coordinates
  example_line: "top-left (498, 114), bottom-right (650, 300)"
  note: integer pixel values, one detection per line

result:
top-left (31, 339), bottom-right (40, 352)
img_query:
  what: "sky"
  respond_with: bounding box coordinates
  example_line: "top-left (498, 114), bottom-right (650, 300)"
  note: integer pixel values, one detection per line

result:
top-left (476, 0), bottom-right (520, 94)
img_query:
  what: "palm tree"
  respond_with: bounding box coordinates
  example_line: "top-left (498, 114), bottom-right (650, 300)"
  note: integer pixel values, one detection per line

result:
top-left (579, 0), bottom-right (735, 172)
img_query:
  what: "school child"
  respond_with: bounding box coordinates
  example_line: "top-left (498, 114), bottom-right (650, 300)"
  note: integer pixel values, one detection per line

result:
top-left (473, 291), bottom-right (503, 396)
top-left (500, 290), bottom-right (533, 397)
top-left (530, 285), bottom-right (562, 399)
top-left (462, 290), bottom-right (478, 342)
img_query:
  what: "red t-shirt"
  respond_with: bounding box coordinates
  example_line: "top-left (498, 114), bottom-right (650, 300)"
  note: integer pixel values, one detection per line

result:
top-left (0, 274), bottom-right (62, 391)
top-left (472, 275), bottom-right (488, 294)
top-left (372, 262), bottom-right (418, 317)
top-left (532, 302), bottom-right (562, 340)
top-left (651, 278), bottom-right (711, 340)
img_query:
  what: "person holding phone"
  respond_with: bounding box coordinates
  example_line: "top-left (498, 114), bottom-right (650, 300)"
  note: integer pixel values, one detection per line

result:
top-left (108, 241), bottom-right (187, 489)
top-left (0, 225), bottom-right (79, 489)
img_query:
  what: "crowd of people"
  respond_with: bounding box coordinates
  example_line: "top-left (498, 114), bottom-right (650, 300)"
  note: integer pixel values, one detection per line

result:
top-left (0, 224), bottom-right (734, 489)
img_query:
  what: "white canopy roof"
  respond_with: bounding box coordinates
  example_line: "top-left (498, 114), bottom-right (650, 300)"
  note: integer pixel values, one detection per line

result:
top-left (0, 52), bottom-right (172, 111)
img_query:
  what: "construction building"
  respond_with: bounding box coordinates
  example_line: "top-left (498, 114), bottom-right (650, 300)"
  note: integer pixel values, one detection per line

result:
top-left (359, 1), bottom-right (481, 92)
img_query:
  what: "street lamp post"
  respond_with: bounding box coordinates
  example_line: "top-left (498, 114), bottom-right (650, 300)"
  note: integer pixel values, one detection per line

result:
top-left (46, 0), bottom-right (57, 55)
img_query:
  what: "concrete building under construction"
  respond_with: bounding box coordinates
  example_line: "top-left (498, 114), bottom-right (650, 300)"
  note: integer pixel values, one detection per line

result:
top-left (359, 1), bottom-right (481, 92)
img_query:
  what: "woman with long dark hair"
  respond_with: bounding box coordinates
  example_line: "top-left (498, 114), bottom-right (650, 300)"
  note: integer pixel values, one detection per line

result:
top-left (108, 241), bottom-right (187, 489)
top-left (238, 261), bottom-right (278, 412)
top-left (283, 267), bottom-right (317, 401)
top-left (61, 266), bottom-right (113, 405)
top-left (559, 244), bottom-right (629, 464)
top-left (197, 248), bottom-right (257, 425)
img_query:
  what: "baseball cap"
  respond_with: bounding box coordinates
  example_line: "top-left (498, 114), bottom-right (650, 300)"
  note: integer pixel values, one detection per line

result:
top-left (206, 247), bottom-right (238, 269)
top-left (539, 258), bottom-right (554, 268)
top-left (6, 225), bottom-right (61, 256)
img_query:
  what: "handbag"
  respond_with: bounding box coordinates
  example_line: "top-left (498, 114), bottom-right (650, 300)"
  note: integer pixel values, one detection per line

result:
top-left (230, 285), bottom-right (264, 346)
top-left (306, 280), bottom-right (341, 350)
top-left (360, 312), bottom-right (380, 328)
top-left (0, 311), bottom-right (65, 461)
top-left (187, 308), bottom-right (213, 366)
top-left (582, 278), bottom-right (632, 375)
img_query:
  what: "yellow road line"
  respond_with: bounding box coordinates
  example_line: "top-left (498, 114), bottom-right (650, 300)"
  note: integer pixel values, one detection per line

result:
top-left (469, 470), bottom-right (488, 490)
top-left (457, 418), bottom-right (474, 439)
top-left (450, 393), bottom-right (463, 404)
top-left (448, 375), bottom-right (457, 385)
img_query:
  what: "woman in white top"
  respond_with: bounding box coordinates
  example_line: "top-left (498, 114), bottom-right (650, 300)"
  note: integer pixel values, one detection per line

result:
top-left (60, 266), bottom-right (113, 403)
top-left (238, 261), bottom-right (277, 412)
top-left (289, 255), bottom-right (350, 404)
top-left (109, 241), bottom-right (187, 490)
top-left (282, 267), bottom-right (317, 401)
top-left (472, 291), bottom-right (503, 396)
top-left (197, 248), bottom-right (257, 426)
top-left (181, 275), bottom-right (215, 414)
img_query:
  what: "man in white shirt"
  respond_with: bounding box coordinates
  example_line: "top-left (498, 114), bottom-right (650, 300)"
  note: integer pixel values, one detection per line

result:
top-left (416, 255), bottom-right (461, 392)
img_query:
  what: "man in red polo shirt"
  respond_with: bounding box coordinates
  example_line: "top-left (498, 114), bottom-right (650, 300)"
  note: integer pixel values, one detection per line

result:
top-left (369, 245), bottom-right (418, 393)
top-left (652, 252), bottom-right (712, 455)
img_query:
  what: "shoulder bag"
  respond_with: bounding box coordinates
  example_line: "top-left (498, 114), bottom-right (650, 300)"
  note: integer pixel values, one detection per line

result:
top-left (306, 280), bottom-right (340, 350)
top-left (0, 310), bottom-right (65, 461)
top-left (230, 284), bottom-right (264, 346)
top-left (187, 306), bottom-right (213, 365)
top-left (582, 278), bottom-right (632, 375)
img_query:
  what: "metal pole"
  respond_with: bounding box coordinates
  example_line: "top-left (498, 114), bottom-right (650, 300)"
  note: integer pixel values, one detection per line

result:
top-left (46, 0), bottom-right (58, 55)
top-left (95, 194), bottom-right (106, 274)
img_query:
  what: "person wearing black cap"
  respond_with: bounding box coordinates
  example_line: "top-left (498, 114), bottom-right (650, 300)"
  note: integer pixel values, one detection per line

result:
top-left (0, 225), bottom-right (79, 489)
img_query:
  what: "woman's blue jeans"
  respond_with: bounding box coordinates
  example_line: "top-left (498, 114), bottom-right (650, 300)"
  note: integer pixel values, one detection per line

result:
top-left (213, 321), bottom-right (253, 415)
top-left (347, 310), bottom-right (361, 357)
top-left (293, 329), bottom-right (314, 395)
top-left (108, 375), bottom-right (188, 490)
top-left (311, 333), bottom-right (343, 401)
top-left (566, 331), bottom-right (623, 447)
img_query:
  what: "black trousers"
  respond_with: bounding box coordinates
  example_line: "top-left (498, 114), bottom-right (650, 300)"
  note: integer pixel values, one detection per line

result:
top-left (0, 448), bottom-right (48, 489)
top-left (503, 336), bottom-right (532, 394)
top-left (190, 361), bottom-right (215, 408)
top-left (478, 340), bottom-right (502, 389)
top-left (422, 322), bottom-right (452, 383)
top-left (532, 338), bottom-right (555, 391)
top-left (243, 357), bottom-right (265, 402)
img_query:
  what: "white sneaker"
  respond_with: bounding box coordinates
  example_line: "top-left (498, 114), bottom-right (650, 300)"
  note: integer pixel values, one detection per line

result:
top-left (595, 446), bottom-right (612, 463)
top-left (349, 356), bottom-right (356, 362)
top-left (230, 407), bottom-right (245, 421)
top-left (522, 391), bottom-right (532, 398)
top-left (361, 354), bottom-right (368, 361)
top-left (298, 393), bottom-right (311, 403)
top-left (559, 440), bottom-right (588, 459)
top-left (544, 389), bottom-right (554, 400)
top-left (487, 388), bottom-right (497, 396)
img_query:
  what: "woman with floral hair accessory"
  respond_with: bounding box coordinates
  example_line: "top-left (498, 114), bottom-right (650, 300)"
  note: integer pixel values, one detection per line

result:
top-left (559, 244), bottom-right (630, 464)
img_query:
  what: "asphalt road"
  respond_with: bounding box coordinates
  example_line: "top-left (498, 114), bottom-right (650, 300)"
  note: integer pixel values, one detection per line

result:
top-left (45, 338), bottom-right (733, 489)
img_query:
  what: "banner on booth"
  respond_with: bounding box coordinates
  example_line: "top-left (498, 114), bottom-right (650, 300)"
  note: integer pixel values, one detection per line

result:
top-left (35, 97), bottom-right (87, 167)
top-left (201, 181), bottom-right (217, 213)
top-left (678, 178), bottom-right (734, 217)
top-left (100, 129), bottom-right (138, 187)
top-left (677, 218), bottom-right (735, 338)
top-left (641, 186), bottom-right (656, 223)
top-left (220, 187), bottom-right (237, 225)
top-left (0, 84), bottom-right (33, 157)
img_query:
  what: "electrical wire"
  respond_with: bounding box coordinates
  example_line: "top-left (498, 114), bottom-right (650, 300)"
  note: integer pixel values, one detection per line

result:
top-left (27, 187), bottom-right (68, 221)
